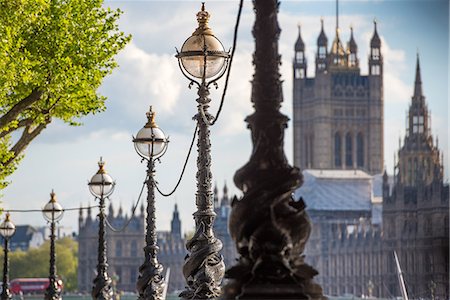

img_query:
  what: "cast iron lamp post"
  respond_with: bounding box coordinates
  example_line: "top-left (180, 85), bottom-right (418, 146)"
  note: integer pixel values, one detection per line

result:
top-left (175, 3), bottom-right (229, 299)
top-left (43, 190), bottom-right (64, 300)
top-left (89, 158), bottom-right (115, 300)
top-left (0, 213), bottom-right (16, 300)
top-left (224, 1), bottom-right (324, 299)
top-left (134, 106), bottom-right (168, 300)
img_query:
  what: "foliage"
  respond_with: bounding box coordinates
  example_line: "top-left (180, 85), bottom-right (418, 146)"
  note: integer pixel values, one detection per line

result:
top-left (0, 0), bottom-right (131, 188)
top-left (0, 237), bottom-right (79, 291)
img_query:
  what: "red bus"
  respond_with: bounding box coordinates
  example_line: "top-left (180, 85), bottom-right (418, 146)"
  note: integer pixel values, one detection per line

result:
top-left (10, 278), bottom-right (63, 295)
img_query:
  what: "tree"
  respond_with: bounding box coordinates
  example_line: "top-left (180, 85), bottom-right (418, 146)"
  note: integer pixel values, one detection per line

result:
top-left (0, 237), bottom-right (79, 291)
top-left (0, 0), bottom-right (130, 189)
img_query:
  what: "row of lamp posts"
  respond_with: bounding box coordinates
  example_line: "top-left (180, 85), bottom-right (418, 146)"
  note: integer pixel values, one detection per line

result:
top-left (0, 191), bottom-right (64, 300)
top-left (0, 3), bottom-right (229, 300)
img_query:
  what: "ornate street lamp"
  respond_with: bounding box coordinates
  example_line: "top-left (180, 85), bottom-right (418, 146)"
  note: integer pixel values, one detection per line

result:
top-left (175, 3), bottom-right (230, 299)
top-left (89, 158), bottom-right (115, 300)
top-left (133, 106), bottom-right (168, 300)
top-left (42, 190), bottom-right (64, 300)
top-left (0, 213), bottom-right (16, 300)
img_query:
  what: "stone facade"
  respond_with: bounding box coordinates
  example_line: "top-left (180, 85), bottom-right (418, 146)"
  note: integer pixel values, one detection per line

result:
top-left (295, 54), bottom-right (449, 299)
top-left (296, 169), bottom-right (384, 298)
top-left (77, 203), bottom-right (186, 294)
top-left (213, 183), bottom-right (238, 269)
top-left (293, 20), bottom-right (383, 175)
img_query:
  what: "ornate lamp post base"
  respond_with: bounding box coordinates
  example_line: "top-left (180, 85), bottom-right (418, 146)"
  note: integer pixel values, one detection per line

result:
top-left (92, 271), bottom-right (113, 300)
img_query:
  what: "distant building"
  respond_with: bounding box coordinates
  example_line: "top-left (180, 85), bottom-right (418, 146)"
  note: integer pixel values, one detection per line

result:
top-left (0, 225), bottom-right (44, 251)
top-left (295, 169), bottom-right (383, 297)
top-left (295, 55), bottom-right (449, 299)
top-left (213, 183), bottom-right (238, 269)
top-left (293, 19), bottom-right (383, 174)
top-left (381, 56), bottom-right (449, 299)
top-left (77, 203), bottom-right (186, 294)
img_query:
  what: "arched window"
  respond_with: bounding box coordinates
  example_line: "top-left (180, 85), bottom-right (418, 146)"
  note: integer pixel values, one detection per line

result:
top-left (116, 240), bottom-right (122, 257)
top-left (335, 133), bottom-right (342, 167)
top-left (130, 240), bottom-right (137, 257)
top-left (357, 132), bottom-right (364, 167)
top-left (345, 133), bottom-right (353, 167)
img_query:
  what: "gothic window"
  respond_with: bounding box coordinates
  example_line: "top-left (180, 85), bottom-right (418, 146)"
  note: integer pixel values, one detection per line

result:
top-left (372, 48), bottom-right (380, 60)
top-left (371, 65), bottom-right (380, 75)
top-left (335, 133), bottom-right (342, 167)
top-left (309, 135), bottom-right (314, 167)
top-left (305, 136), bottom-right (309, 167)
top-left (319, 46), bottom-right (326, 58)
top-left (116, 240), bottom-right (122, 257)
top-left (414, 157), bottom-right (419, 183)
top-left (412, 115), bottom-right (424, 133)
top-left (349, 53), bottom-right (357, 66)
top-left (357, 133), bottom-right (364, 167)
top-left (345, 133), bottom-right (353, 167)
top-left (296, 51), bottom-right (304, 63)
top-left (295, 68), bottom-right (305, 79)
top-left (130, 269), bottom-right (137, 284)
top-left (130, 240), bottom-right (137, 257)
top-left (425, 216), bottom-right (433, 235)
top-left (408, 158), bottom-right (412, 185)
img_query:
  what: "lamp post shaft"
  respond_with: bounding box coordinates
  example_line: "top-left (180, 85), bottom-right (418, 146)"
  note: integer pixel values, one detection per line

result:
top-left (224, 1), bottom-right (324, 299)
top-left (92, 197), bottom-right (113, 300)
top-left (1, 239), bottom-right (11, 300)
top-left (136, 158), bottom-right (165, 300)
top-left (45, 221), bottom-right (62, 300)
top-left (180, 83), bottom-right (224, 299)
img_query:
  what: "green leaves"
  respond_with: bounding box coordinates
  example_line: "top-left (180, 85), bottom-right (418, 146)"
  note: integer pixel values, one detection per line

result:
top-left (0, 0), bottom-right (131, 188)
top-left (0, 237), bottom-right (79, 291)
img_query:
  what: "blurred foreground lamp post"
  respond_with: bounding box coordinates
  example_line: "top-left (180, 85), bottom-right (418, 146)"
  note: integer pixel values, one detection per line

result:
top-left (175, 3), bottom-right (230, 299)
top-left (43, 190), bottom-right (64, 300)
top-left (0, 213), bottom-right (16, 300)
top-left (134, 106), bottom-right (168, 300)
top-left (89, 158), bottom-right (115, 300)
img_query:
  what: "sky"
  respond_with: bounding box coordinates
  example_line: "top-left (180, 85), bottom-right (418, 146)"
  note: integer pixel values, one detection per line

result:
top-left (2, 0), bottom-right (449, 236)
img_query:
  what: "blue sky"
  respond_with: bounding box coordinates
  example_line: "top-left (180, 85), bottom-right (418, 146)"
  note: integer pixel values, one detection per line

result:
top-left (3, 0), bottom-right (449, 235)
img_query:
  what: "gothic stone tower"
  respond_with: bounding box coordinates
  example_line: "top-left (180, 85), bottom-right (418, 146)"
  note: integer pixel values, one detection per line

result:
top-left (293, 20), bottom-right (383, 174)
top-left (382, 55), bottom-right (449, 299)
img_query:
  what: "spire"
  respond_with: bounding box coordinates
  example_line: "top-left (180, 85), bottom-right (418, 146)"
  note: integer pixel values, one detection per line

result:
top-left (118, 203), bottom-right (123, 217)
top-left (370, 19), bottom-right (381, 48)
top-left (348, 26), bottom-right (357, 53)
top-left (223, 182), bottom-right (228, 197)
top-left (295, 24), bottom-right (305, 51)
top-left (335, 0), bottom-right (339, 33)
top-left (317, 18), bottom-right (328, 46)
top-left (108, 202), bottom-right (114, 217)
top-left (140, 202), bottom-right (145, 216)
top-left (214, 182), bottom-right (219, 208)
top-left (171, 204), bottom-right (181, 238)
top-left (413, 53), bottom-right (423, 98)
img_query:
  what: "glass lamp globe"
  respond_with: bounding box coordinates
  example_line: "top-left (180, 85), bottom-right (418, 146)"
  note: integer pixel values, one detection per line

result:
top-left (88, 158), bottom-right (115, 198)
top-left (178, 3), bottom-right (227, 79)
top-left (133, 106), bottom-right (168, 159)
top-left (0, 213), bottom-right (16, 238)
top-left (43, 190), bottom-right (64, 222)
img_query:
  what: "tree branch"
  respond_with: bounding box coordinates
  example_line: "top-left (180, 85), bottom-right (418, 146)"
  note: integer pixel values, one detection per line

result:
top-left (0, 118), bottom-right (34, 139)
top-left (0, 89), bottom-right (43, 129)
top-left (4, 118), bottom-right (51, 167)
